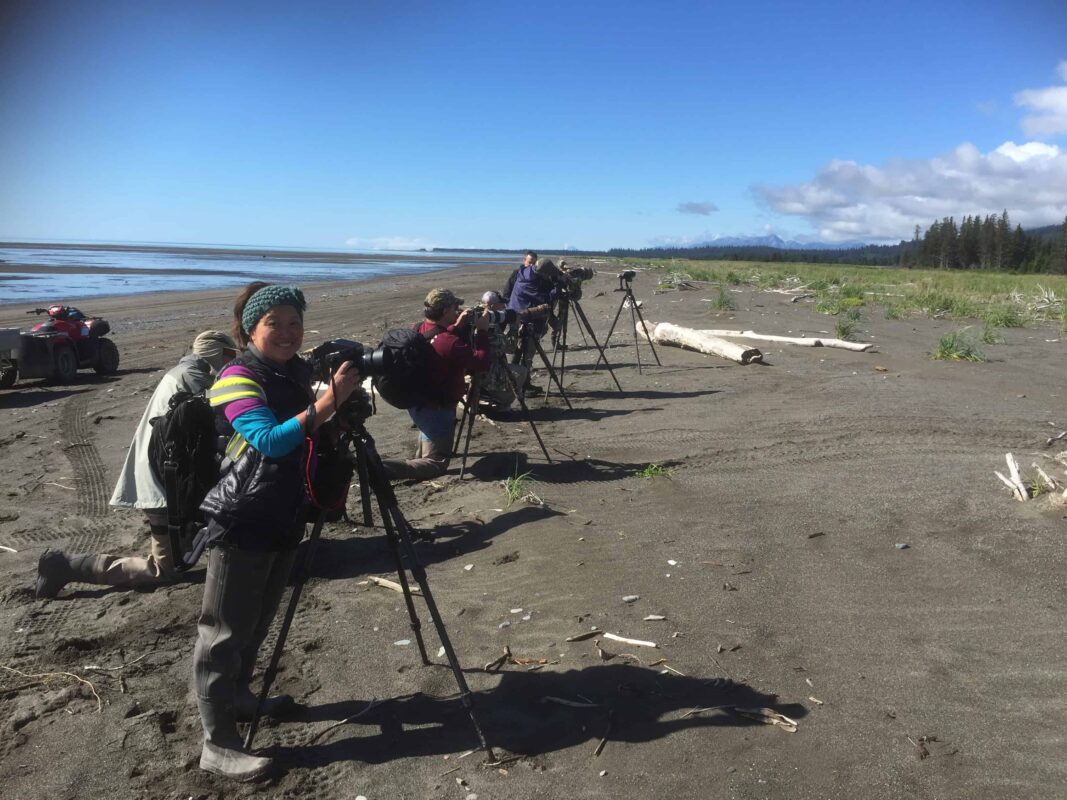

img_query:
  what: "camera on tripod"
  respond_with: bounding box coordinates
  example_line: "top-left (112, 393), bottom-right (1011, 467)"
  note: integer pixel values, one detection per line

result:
top-left (617, 270), bottom-right (637, 290)
top-left (310, 339), bottom-right (391, 378)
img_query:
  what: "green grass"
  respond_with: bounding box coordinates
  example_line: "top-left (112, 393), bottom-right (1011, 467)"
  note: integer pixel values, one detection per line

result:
top-left (884, 305), bottom-right (907, 320)
top-left (930, 330), bottom-right (986, 362)
top-left (710, 287), bottom-right (736, 311)
top-left (620, 256), bottom-right (1067, 327)
top-left (835, 319), bottom-right (857, 340)
top-left (639, 463), bottom-right (672, 479)
top-left (979, 325), bottom-right (1001, 344)
top-left (1029, 473), bottom-right (1052, 498)
top-left (502, 466), bottom-right (534, 507)
top-left (981, 306), bottom-right (1028, 328)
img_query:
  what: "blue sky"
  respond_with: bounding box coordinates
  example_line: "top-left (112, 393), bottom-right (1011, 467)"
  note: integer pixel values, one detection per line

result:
top-left (1, 0), bottom-right (1065, 250)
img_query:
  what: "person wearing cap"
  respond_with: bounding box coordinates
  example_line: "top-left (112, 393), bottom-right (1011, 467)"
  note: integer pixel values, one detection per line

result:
top-left (381, 288), bottom-right (491, 481)
top-left (35, 329), bottom-right (240, 598)
top-left (477, 291), bottom-right (527, 410)
top-left (191, 282), bottom-right (360, 781)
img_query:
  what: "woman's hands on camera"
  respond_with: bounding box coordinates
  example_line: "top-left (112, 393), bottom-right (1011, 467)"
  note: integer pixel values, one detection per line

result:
top-left (329, 360), bottom-right (361, 407)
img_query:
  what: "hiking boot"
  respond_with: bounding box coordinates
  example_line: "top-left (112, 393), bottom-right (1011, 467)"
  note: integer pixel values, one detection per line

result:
top-left (233, 687), bottom-right (296, 722)
top-left (198, 699), bottom-right (273, 782)
top-left (199, 741), bottom-right (273, 783)
top-left (36, 549), bottom-right (73, 598)
top-left (35, 550), bottom-right (99, 598)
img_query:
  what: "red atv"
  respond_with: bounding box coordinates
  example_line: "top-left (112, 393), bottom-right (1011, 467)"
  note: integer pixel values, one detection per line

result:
top-left (0, 304), bottom-right (120, 387)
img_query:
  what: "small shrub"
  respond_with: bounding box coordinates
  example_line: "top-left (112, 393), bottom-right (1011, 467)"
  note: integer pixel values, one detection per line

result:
top-left (1030, 473), bottom-right (1052, 498)
top-left (502, 466), bottom-right (533, 507)
top-left (835, 319), bottom-right (856, 340)
top-left (930, 330), bottom-right (985, 362)
top-left (884, 305), bottom-right (906, 320)
top-left (816, 298), bottom-right (841, 315)
top-left (711, 287), bottom-right (736, 311)
top-left (640, 464), bottom-right (672, 479)
top-left (981, 306), bottom-right (1027, 328)
top-left (979, 325), bottom-right (1001, 344)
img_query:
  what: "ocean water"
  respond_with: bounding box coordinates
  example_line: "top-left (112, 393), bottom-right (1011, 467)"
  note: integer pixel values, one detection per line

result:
top-left (0, 244), bottom-right (509, 305)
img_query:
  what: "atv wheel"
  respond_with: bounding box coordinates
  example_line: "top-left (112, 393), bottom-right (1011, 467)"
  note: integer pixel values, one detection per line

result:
top-left (53, 345), bottom-right (78, 383)
top-left (94, 338), bottom-right (120, 375)
top-left (0, 360), bottom-right (17, 389)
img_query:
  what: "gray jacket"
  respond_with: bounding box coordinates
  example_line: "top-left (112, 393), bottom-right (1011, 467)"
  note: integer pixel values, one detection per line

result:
top-left (109, 355), bottom-right (215, 510)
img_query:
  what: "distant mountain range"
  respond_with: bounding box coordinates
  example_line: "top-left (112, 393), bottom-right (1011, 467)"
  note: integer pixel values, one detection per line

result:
top-left (685, 234), bottom-right (872, 250)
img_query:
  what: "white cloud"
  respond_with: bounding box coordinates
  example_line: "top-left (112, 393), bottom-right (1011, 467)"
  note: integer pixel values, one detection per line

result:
top-left (1015, 61), bottom-right (1067, 137)
top-left (755, 141), bottom-right (1067, 242)
top-left (344, 235), bottom-right (435, 251)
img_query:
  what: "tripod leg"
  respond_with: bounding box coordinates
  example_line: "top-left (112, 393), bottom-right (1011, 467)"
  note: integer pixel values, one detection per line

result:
top-left (572, 300), bottom-right (623, 391)
top-left (632, 299), bottom-right (662, 366)
top-left (499, 355), bottom-right (552, 463)
top-left (629, 300), bottom-right (644, 374)
top-left (355, 442), bottom-right (374, 526)
top-left (376, 497), bottom-right (430, 664)
top-left (602, 292), bottom-right (628, 351)
top-left (244, 511), bottom-right (327, 750)
top-left (533, 337), bottom-right (573, 410)
top-left (456, 374), bottom-right (485, 479)
top-left (383, 503), bottom-right (497, 761)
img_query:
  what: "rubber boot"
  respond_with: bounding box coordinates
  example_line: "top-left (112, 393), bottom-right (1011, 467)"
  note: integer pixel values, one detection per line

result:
top-left (233, 686), bottom-right (296, 722)
top-left (197, 700), bottom-right (272, 782)
top-left (35, 550), bottom-right (96, 598)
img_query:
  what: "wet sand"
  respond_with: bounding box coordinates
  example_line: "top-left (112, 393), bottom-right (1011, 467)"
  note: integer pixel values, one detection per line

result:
top-left (1, 261), bottom-right (1066, 798)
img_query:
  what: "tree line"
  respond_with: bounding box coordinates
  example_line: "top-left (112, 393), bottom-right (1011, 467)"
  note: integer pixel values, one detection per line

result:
top-left (603, 214), bottom-right (1067, 274)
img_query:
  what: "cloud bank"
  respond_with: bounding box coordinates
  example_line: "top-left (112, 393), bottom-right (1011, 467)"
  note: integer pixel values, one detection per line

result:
top-left (756, 140), bottom-right (1067, 242)
top-left (676, 201), bottom-right (718, 216)
top-left (1015, 60), bottom-right (1067, 136)
top-left (345, 235), bottom-right (434, 251)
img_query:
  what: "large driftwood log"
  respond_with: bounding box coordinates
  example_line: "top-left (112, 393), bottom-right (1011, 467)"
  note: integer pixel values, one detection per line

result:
top-left (698, 329), bottom-right (873, 352)
top-left (640, 322), bottom-right (762, 364)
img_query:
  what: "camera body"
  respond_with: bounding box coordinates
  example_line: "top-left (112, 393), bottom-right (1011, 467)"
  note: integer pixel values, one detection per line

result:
top-left (619, 270), bottom-right (636, 282)
top-left (310, 339), bottom-right (391, 379)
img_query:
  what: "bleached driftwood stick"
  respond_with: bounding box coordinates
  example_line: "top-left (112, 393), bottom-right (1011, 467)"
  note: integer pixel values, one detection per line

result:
top-left (994, 471), bottom-right (1027, 501)
top-left (369, 576), bottom-right (421, 595)
top-left (699, 329), bottom-right (873, 352)
top-left (640, 322), bottom-right (762, 365)
top-left (602, 632), bottom-right (658, 648)
top-left (1005, 453), bottom-right (1030, 500)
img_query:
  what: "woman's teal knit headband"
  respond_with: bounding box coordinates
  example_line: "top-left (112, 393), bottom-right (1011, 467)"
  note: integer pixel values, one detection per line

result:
top-left (241, 285), bottom-right (307, 334)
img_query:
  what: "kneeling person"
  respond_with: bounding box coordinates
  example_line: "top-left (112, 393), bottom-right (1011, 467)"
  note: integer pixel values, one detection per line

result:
top-left (382, 289), bottom-right (490, 481)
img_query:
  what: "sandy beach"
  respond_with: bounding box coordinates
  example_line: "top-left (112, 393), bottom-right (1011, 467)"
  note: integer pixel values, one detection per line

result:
top-left (1, 261), bottom-right (1066, 799)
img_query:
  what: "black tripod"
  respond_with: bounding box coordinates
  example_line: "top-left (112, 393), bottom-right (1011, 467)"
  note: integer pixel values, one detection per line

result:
top-left (599, 272), bottom-right (661, 373)
top-left (453, 355), bottom-right (554, 479)
top-left (549, 288), bottom-right (622, 395)
top-left (245, 404), bottom-right (496, 761)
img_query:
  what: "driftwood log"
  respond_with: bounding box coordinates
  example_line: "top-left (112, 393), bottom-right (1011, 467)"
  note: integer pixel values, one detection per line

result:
top-left (639, 322), bottom-right (762, 364)
top-left (699, 329), bottom-right (873, 352)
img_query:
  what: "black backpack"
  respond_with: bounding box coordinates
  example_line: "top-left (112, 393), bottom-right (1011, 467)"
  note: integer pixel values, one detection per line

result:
top-left (148, 391), bottom-right (219, 567)
top-left (372, 326), bottom-right (445, 409)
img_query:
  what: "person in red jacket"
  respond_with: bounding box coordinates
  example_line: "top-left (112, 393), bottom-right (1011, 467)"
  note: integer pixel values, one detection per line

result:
top-left (382, 288), bottom-right (490, 481)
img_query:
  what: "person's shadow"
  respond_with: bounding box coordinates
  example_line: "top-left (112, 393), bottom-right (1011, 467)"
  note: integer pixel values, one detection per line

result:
top-left (272, 663), bottom-right (806, 768)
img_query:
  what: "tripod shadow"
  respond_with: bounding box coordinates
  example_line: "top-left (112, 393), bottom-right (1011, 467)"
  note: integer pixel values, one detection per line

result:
top-left (488, 404), bottom-right (650, 424)
top-left (308, 504), bottom-right (564, 580)
top-left (278, 663), bottom-right (805, 766)
top-left (573, 388), bottom-right (722, 402)
top-left (468, 453), bottom-right (682, 485)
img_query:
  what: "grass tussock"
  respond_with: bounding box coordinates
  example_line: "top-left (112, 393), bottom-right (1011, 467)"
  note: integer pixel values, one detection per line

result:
top-left (710, 287), bottom-right (736, 311)
top-left (639, 463), bottom-right (672, 479)
top-left (930, 330), bottom-right (985, 362)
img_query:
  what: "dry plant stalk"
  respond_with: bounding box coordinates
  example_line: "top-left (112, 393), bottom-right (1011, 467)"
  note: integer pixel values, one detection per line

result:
top-left (1, 663), bottom-right (103, 711)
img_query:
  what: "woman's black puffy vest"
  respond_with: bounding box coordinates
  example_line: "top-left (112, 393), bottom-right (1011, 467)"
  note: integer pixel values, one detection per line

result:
top-left (199, 346), bottom-right (313, 550)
